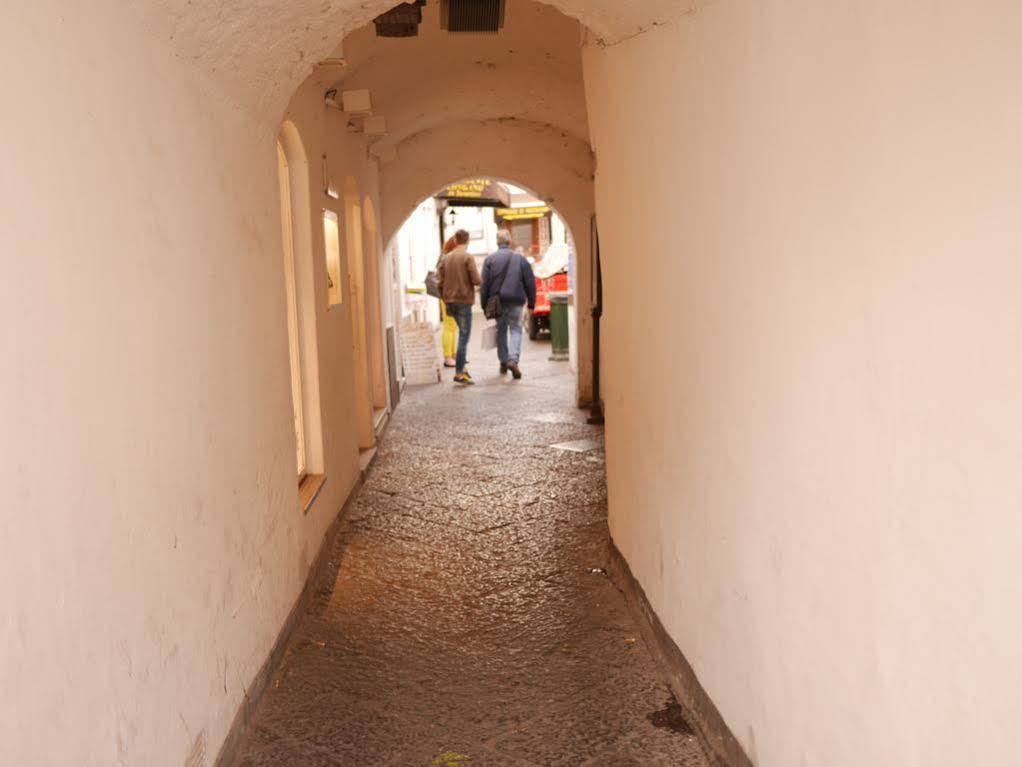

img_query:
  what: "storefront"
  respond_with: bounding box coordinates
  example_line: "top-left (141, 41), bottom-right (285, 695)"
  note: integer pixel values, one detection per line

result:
top-left (494, 205), bottom-right (552, 256)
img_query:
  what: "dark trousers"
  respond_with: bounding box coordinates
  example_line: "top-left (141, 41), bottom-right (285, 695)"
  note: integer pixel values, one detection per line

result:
top-left (447, 303), bottom-right (473, 373)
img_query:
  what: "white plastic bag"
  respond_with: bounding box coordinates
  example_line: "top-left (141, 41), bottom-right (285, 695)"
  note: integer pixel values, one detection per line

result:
top-left (481, 323), bottom-right (498, 351)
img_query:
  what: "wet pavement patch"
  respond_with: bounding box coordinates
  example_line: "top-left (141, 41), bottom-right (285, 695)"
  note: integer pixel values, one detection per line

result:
top-left (550, 437), bottom-right (604, 453)
top-left (529, 412), bottom-right (582, 424)
top-left (647, 695), bottom-right (695, 736)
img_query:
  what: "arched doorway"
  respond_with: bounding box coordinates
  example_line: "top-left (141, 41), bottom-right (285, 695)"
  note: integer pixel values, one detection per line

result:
top-left (386, 176), bottom-right (581, 389)
top-left (343, 177), bottom-right (376, 450)
top-left (277, 121), bottom-right (325, 482)
top-left (377, 121), bottom-right (597, 406)
top-left (362, 198), bottom-right (389, 419)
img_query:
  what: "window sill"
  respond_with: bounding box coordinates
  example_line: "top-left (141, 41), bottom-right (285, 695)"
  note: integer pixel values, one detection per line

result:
top-left (299, 474), bottom-right (327, 514)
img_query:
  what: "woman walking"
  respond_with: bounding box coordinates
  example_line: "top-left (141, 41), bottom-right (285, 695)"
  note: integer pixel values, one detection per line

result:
top-left (439, 235), bottom-right (459, 368)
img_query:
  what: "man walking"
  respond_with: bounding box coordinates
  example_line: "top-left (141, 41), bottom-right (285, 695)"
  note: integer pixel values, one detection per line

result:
top-left (481, 230), bottom-right (536, 379)
top-left (437, 229), bottom-right (481, 385)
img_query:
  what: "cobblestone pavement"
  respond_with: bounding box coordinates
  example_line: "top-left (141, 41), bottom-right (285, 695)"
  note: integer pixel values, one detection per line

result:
top-left (233, 337), bottom-right (714, 767)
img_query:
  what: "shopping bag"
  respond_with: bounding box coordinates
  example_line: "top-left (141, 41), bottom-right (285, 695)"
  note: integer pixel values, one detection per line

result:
top-left (481, 323), bottom-right (498, 351)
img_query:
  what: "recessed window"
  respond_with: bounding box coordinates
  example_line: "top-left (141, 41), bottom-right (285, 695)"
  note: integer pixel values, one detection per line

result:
top-left (278, 142), bottom-right (308, 477)
top-left (324, 210), bottom-right (343, 308)
top-left (277, 122), bottom-right (326, 498)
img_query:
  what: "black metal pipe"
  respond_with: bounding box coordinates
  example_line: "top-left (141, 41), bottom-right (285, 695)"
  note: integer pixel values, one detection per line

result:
top-left (588, 215), bottom-right (605, 425)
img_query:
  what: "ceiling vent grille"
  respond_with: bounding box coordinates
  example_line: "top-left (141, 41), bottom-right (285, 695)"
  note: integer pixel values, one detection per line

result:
top-left (373, 1), bottom-right (426, 37)
top-left (441, 0), bottom-right (506, 33)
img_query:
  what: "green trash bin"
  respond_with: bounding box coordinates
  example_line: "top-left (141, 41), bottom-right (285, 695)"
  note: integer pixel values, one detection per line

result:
top-left (548, 292), bottom-right (571, 362)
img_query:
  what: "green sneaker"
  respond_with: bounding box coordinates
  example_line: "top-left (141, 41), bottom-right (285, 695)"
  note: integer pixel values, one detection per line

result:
top-left (454, 372), bottom-right (475, 386)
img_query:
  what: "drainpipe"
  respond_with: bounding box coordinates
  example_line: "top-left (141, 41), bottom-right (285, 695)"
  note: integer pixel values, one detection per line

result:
top-left (588, 215), bottom-right (605, 426)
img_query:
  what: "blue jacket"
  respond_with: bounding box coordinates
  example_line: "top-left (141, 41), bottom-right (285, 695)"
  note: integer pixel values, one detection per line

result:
top-left (480, 248), bottom-right (537, 310)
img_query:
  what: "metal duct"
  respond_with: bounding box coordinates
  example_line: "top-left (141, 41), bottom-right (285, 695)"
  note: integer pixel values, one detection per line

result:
top-left (441, 0), bottom-right (506, 33)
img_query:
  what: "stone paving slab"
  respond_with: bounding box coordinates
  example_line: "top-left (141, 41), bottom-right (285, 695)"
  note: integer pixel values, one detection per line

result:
top-left (232, 340), bottom-right (712, 767)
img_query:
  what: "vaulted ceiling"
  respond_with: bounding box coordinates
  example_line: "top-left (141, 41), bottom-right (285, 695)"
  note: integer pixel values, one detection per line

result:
top-left (135, 0), bottom-right (700, 117)
top-left (337, 0), bottom-right (591, 148)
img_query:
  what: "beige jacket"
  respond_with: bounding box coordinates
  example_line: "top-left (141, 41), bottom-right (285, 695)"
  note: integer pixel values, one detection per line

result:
top-left (438, 245), bottom-right (481, 305)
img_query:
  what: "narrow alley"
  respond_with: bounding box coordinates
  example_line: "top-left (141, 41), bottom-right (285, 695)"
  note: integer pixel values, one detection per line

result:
top-left (232, 340), bottom-right (710, 767)
top-left (10, 2), bottom-right (1022, 765)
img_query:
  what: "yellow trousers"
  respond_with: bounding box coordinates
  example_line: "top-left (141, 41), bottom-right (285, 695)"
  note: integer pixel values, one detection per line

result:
top-left (440, 301), bottom-right (458, 359)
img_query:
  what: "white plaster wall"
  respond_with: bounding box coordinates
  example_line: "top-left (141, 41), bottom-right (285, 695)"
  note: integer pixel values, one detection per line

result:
top-left (585, 2), bottom-right (1022, 765)
top-left (0, 4), bottom-right (371, 765)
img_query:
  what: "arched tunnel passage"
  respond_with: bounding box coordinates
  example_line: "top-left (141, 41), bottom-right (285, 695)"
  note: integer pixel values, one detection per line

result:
top-left (275, 0), bottom-right (601, 421)
top-left (9, 1), bottom-right (1019, 765)
top-left (3, 1), bottom-right (720, 765)
top-left (225, 171), bottom-right (707, 764)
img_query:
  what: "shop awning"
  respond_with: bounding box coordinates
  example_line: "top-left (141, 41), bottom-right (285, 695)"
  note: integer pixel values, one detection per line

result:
top-left (436, 179), bottom-right (511, 208)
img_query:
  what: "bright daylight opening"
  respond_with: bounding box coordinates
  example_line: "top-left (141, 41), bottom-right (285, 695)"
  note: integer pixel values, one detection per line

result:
top-left (389, 178), bottom-right (578, 386)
